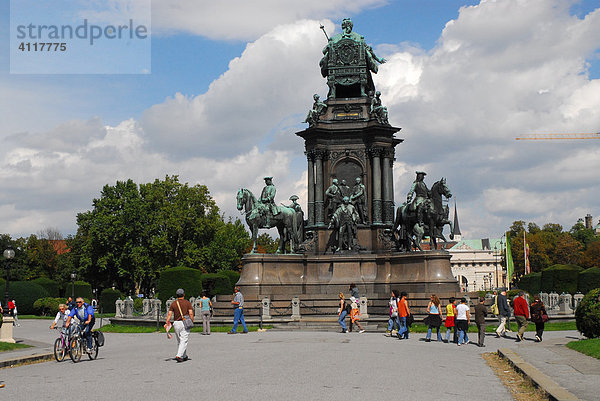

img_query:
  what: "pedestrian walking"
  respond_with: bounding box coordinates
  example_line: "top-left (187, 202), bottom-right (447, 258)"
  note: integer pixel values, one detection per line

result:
top-left (385, 290), bottom-right (400, 336)
top-left (349, 283), bottom-right (359, 299)
top-left (424, 294), bottom-right (443, 342)
top-left (513, 291), bottom-right (529, 342)
top-left (474, 297), bottom-right (488, 347)
top-left (200, 291), bottom-right (212, 335)
top-left (337, 292), bottom-right (349, 333)
top-left (397, 291), bottom-right (411, 339)
top-left (66, 297), bottom-right (76, 311)
top-left (455, 298), bottom-right (470, 346)
top-left (228, 286), bottom-right (248, 334)
top-left (444, 297), bottom-right (457, 343)
top-left (349, 298), bottom-right (365, 333)
top-left (164, 288), bottom-right (194, 362)
top-left (9, 300), bottom-right (20, 326)
top-left (495, 289), bottom-right (510, 337)
top-left (529, 295), bottom-right (547, 342)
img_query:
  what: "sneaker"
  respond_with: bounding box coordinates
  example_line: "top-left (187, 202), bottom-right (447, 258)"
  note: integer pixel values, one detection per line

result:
top-left (182, 356), bottom-right (189, 361)
top-left (359, 329), bottom-right (365, 333)
top-left (535, 335), bottom-right (541, 342)
top-left (227, 331), bottom-right (236, 334)
top-left (341, 329), bottom-right (347, 333)
top-left (384, 333), bottom-right (391, 337)
top-left (241, 331), bottom-right (248, 334)
top-left (425, 338), bottom-right (431, 342)
top-left (175, 356), bottom-right (184, 363)
top-left (457, 343), bottom-right (461, 346)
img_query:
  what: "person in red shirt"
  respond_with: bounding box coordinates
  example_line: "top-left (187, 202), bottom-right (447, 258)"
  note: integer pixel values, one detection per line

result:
top-left (513, 291), bottom-right (530, 342)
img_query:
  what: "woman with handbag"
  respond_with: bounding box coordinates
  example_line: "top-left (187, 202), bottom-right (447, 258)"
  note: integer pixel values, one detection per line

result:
top-left (386, 290), bottom-right (400, 336)
top-left (530, 295), bottom-right (548, 342)
top-left (424, 294), bottom-right (444, 342)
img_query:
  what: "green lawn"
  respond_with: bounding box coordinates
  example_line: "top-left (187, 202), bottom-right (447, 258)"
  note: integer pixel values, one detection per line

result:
top-left (0, 342), bottom-right (32, 352)
top-left (566, 338), bottom-right (600, 360)
top-left (98, 324), bottom-right (272, 333)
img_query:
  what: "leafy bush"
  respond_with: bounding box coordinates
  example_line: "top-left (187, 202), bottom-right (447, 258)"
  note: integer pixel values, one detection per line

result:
top-left (32, 277), bottom-right (60, 297)
top-left (578, 268), bottom-right (600, 294)
top-left (518, 272), bottom-right (542, 295)
top-left (156, 267), bottom-right (203, 304)
top-left (201, 273), bottom-right (232, 297)
top-left (33, 297), bottom-right (67, 316)
top-left (133, 297), bottom-right (143, 311)
top-left (219, 270), bottom-right (240, 288)
top-left (541, 264), bottom-right (582, 294)
top-left (7, 281), bottom-right (50, 315)
top-left (100, 288), bottom-right (122, 313)
top-left (575, 288), bottom-right (600, 338)
top-left (64, 281), bottom-right (93, 299)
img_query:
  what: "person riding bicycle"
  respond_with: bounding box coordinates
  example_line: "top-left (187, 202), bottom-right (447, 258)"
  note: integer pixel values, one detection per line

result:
top-left (50, 303), bottom-right (70, 333)
top-left (65, 297), bottom-right (95, 353)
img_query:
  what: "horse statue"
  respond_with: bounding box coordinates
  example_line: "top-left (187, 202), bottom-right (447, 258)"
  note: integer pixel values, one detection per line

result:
top-left (393, 178), bottom-right (454, 251)
top-left (236, 188), bottom-right (301, 254)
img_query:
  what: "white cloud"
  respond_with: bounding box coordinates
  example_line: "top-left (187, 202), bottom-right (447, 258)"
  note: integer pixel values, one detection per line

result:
top-left (151, 0), bottom-right (386, 40)
top-left (2, 2), bottom-right (600, 241)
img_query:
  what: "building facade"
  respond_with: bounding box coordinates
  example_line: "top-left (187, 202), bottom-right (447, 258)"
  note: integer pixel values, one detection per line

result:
top-left (448, 238), bottom-right (505, 292)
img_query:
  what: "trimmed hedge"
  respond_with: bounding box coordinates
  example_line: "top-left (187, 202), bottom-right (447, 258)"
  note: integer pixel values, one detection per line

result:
top-left (518, 272), bottom-right (542, 295)
top-left (33, 297), bottom-right (67, 316)
top-left (156, 267), bottom-right (203, 304)
top-left (578, 268), bottom-right (600, 294)
top-left (541, 264), bottom-right (582, 294)
top-left (64, 281), bottom-right (93, 300)
top-left (100, 288), bottom-right (122, 313)
top-left (32, 277), bottom-right (60, 297)
top-left (575, 288), bottom-right (600, 338)
top-left (220, 270), bottom-right (241, 288)
top-left (201, 273), bottom-right (232, 297)
top-left (7, 281), bottom-right (50, 315)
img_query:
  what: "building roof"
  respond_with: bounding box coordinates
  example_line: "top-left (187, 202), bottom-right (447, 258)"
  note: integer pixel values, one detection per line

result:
top-left (449, 238), bottom-right (502, 251)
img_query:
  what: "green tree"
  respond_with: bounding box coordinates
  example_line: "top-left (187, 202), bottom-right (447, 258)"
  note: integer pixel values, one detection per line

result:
top-left (552, 233), bottom-right (583, 265)
top-left (581, 241), bottom-right (600, 269)
top-left (527, 222), bottom-right (540, 234)
top-left (70, 176), bottom-right (248, 295)
top-left (256, 233), bottom-right (278, 253)
top-left (570, 220), bottom-right (596, 249)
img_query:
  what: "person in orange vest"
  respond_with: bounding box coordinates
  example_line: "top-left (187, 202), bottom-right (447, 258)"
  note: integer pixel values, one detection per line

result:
top-left (349, 297), bottom-right (365, 333)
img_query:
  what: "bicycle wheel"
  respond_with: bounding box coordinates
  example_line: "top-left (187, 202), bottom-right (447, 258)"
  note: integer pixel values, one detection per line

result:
top-left (87, 337), bottom-right (98, 360)
top-left (69, 336), bottom-right (83, 363)
top-left (53, 338), bottom-right (66, 362)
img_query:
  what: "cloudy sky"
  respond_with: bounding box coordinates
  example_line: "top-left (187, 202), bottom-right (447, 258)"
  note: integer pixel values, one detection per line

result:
top-left (1, 0), bottom-right (599, 240)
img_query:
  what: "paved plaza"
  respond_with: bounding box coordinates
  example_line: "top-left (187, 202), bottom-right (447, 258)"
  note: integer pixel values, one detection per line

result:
top-left (1, 320), bottom-right (598, 400)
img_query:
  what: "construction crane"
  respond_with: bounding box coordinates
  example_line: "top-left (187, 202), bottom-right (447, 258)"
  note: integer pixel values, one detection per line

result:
top-left (516, 133), bottom-right (600, 140)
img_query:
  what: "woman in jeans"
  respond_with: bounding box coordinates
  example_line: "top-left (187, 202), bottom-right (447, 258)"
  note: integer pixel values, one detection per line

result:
top-left (425, 294), bottom-right (444, 342)
top-left (200, 291), bottom-right (212, 335)
top-left (338, 292), bottom-right (348, 333)
top-left (386, 290), bottom-right (400, 336)
top-left (529, 295), bottom-right (547, 342)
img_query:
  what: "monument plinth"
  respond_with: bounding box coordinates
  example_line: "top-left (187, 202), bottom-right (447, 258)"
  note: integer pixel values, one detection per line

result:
top-left (237, 19), bottom-right (459, 314)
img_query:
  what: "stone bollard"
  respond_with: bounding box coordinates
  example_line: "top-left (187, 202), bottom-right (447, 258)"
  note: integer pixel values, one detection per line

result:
top-left (193, 298), bottom-right (202, 318)
top-left (291, 297), bottom-right (300, 320)
top-left (151, 299), bottom-right (162, 318)
top-left (262, 296), bottom-right (271, 320)
top-left (573, 292), bottom-right (584, 310)
top-left (165, 298), bottom-right (175, 316)
top-left (549, 292), bottom-right (559, 310)
top-left (142, 298), bottom-right (151, 315)
top-left (559, 293), bottom-right (573, 314)
top-left (124, 299), bottom-right (134, 318)
top-left (115, 300), bottom-right (124, 318)
top-left (539, 292), bottom-right (549, 308)
top-left (359, 296), bottom-right (368, 318)
top-left (0, 316), bottom-right (16, 343)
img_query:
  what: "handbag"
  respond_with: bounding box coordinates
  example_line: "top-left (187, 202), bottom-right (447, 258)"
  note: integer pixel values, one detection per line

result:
top-left (176, 300), bottom-right (194, 330)
top-left (541, 313), bottom-right (549, 323)
top-left (406, 313), bottom-right (414, 327)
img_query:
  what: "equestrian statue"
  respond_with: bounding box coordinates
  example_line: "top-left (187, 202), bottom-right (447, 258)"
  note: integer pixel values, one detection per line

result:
top-left (393, 172), bottom-right (454, 251)
top-left (236, 177), bottom-right (303, 254)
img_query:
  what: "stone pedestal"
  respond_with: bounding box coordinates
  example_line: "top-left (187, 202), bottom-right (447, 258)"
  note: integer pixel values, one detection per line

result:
top-left (0, 316), bottom-right (15, 343)
top-left (238, 250), bottom-right (459, 297)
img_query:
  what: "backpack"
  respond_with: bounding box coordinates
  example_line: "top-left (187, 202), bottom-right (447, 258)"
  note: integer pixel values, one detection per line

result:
top-left (491, 296), bottom-right (499, 315)
top-left (345, 301), bottom-right (352, 314)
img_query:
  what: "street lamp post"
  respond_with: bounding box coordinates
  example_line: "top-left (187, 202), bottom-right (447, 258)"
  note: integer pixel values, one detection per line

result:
top-left (3, 247), bottom-right (15, 316)
top-left (71, 272), bottom-right (76, 299)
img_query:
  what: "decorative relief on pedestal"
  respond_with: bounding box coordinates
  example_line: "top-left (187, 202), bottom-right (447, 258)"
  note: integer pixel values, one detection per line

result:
top-left (329, 149), bottom-right (366, 164)
top-left (366, 147), bottom-right (384, 158)
top-left (332, 103), bottom-right (363, 120)
top-left (378, 228), bottom-right (395, 252)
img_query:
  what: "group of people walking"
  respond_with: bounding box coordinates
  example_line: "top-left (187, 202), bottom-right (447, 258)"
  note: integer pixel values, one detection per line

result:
top-left (494, 289), bottom-right (548, 342)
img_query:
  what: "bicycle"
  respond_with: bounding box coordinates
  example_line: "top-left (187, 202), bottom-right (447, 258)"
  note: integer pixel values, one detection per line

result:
top-left (53, 326), bottom-right (72, 362)
top-left (69, 323), bottom-right (100, 362)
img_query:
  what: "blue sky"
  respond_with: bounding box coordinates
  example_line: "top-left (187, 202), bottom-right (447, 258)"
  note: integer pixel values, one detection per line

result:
top-left (1, 0), bottom-right (599, 239)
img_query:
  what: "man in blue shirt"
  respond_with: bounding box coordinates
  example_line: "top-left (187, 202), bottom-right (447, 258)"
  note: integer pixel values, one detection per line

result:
top-left (65, 297), bottom-right (95, 352)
